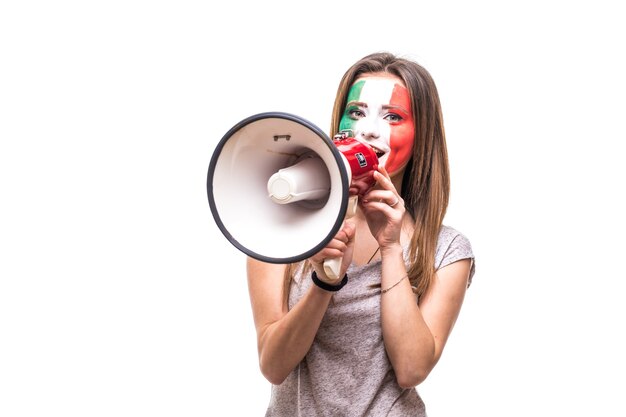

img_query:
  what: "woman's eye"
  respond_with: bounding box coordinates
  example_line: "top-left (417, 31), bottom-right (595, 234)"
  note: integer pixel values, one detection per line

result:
top-left (384, 113), bottom-right (403, 122)
top-left (349, 109), bottom-right (365, 118)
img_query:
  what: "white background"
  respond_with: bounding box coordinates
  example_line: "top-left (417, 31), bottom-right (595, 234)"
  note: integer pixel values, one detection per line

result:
top-left (1, 1), bottom-right (625, 416)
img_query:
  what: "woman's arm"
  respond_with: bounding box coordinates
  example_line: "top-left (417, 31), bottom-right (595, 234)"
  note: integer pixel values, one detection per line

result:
top-left (247, 258), bottom-right (332, 384)
top-left (362, 168), bottom-right (471, 388)
top-left (246, 222), bottom-right (355, 385)
top-left (379, 250), bottom-right (471, 388)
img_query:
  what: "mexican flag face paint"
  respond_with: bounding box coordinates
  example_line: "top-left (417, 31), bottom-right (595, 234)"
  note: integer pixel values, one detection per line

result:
top-left (339, 76), bottom-right (415, 175)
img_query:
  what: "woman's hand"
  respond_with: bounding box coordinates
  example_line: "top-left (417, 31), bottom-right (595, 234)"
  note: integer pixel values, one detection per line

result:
top-left (360, 166), bottom-right (405, 249)
top-left (309, 220), bottom-right (356, 284)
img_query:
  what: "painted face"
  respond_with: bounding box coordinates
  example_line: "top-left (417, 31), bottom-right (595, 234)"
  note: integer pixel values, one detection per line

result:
top-left (339, 75), bottom-right (415, 175)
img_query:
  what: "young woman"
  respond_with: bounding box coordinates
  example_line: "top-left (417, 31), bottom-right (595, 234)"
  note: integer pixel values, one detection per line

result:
top-left (247, 52), bottom-right (475, 416)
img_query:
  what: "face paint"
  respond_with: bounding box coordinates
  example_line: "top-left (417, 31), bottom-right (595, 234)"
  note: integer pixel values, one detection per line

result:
top-left (339, 75), bottom-right (415, 175)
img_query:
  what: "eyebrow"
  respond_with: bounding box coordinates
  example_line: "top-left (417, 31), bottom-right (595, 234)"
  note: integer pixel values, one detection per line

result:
top-left (346, 101), bottom-right (410, 114)
top-left (382, 104), bottom-right (410, 114)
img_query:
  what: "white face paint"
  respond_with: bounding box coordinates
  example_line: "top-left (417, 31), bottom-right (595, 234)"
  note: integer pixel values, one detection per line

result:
top-left (339, 74), bottom-right (415, 175)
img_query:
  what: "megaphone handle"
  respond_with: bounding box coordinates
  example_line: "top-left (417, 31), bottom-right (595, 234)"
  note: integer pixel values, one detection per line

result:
top-left (323, 257), bottom-right (342, 281)
top-left (322, 195), bottom-right (359, 281)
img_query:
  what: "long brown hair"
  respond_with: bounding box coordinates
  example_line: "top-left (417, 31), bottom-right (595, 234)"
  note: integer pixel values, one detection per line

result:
top-left (284, 52), bottom-right (450, 299)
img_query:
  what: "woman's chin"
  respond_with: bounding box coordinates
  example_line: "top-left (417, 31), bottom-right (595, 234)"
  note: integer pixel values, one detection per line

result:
top-left (383, 159), bottom-right (411, 178)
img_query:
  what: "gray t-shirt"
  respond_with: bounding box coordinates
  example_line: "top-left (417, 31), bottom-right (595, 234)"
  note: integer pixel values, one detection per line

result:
top-left (266, 225), bottom-right (475, 417)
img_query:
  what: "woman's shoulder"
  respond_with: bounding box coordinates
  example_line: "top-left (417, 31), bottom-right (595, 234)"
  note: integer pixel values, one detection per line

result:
top-left (437, 225), bottom-right (472, 247)
top-left (436, 225), bottom-right (476, 284)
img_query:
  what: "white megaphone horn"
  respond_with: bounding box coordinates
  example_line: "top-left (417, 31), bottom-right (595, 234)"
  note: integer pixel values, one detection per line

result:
top-left (207, 112), bottom-right (378, 281)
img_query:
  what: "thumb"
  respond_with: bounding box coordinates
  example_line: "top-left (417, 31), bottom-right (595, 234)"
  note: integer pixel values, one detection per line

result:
top-left (343, 220), bottom-right (356, 245)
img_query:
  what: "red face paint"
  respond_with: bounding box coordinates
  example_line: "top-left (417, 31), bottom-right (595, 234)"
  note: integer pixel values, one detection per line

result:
top-left (385, 82), bottom-right (415, 174)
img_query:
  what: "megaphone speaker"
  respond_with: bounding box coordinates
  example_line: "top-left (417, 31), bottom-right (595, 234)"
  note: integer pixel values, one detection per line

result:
top-left (207, 112), bottom-right (378, 277)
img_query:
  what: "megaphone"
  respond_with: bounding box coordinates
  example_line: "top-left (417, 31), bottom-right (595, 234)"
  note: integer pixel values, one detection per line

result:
top-left (207, 112), bottom-right (378, 280)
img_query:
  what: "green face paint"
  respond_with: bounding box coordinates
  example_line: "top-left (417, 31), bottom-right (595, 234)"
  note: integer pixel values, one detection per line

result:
top-left (339, 80), bottom-right (365, 132)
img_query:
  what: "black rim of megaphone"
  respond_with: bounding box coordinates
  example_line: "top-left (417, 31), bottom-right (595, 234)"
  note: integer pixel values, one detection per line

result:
top-left (207, 112), bottom-right (350, 264)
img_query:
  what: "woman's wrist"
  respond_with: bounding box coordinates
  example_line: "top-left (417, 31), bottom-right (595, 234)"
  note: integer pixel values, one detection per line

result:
top-left (311, 271), bottom-right (348, 292)
top-left (379, 243), bottom-right (403, 258)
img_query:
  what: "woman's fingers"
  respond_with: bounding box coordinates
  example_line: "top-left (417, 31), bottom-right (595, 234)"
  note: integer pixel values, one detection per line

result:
top-left (374, 167), bottom-right (393, 186)
top-left (312, 221), bottom-right (356, 261)
top-left (372, 169), bottom-right (399, 196)
top-left (342, 220), bottom-right (356, 243)
top-left (363, 190), bottom-right (403, 208)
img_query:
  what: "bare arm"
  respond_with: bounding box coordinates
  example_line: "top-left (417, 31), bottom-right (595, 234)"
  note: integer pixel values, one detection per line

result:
top-left (247, 258), bottom-right (332, 384)
top-left (246, 222), bottom-right (355, 385)
top-left (380, 250), bottom-right (471, 388)
top-left (362, 168), bottom-right (472, 388)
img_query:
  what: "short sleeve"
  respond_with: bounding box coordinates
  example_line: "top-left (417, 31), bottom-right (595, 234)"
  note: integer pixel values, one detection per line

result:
top-left (435, 226), bottom-right (476, 287)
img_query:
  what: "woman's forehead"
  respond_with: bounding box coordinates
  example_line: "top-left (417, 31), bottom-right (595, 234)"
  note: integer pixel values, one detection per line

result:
top-left (354, 72), bottom-right (406, 89)
top-left (348, 75), bottom-right (410, 107)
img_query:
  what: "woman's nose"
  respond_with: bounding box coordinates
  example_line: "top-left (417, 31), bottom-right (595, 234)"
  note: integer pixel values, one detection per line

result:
top-left (359, 118), bottom-right (380, 140)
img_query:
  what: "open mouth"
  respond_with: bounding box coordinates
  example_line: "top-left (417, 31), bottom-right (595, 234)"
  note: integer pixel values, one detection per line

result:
top-left (371, 146), bottom-right (386, 159)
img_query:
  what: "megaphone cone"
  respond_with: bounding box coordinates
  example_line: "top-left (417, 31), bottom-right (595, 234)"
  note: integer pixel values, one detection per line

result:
top-left (207, 112), bottom-right (378, 275)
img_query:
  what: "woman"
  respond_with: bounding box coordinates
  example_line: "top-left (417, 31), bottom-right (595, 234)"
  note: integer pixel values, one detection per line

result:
top-left (247, 52), bottom-right (475, 416)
